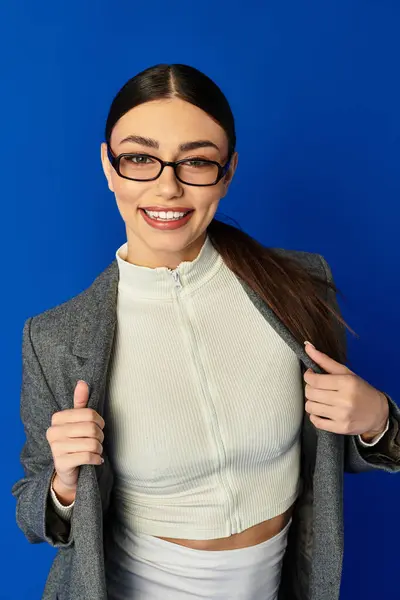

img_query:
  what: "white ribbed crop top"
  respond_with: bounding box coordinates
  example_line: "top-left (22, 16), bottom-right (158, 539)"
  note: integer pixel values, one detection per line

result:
top-left (101, 234), bottom-right (304, 539)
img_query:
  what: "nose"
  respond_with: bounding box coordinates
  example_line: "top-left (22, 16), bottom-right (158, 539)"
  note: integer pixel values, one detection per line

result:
top-left (155, 164), bottom-right (183, 199)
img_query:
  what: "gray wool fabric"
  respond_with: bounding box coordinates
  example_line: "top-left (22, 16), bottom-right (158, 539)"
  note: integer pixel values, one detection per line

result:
top-left (12, 246), bottom-right (400, 600)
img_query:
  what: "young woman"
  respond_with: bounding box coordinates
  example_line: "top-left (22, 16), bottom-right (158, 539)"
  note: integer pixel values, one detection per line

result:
top-left (12, 64), bottom-right (400, 600)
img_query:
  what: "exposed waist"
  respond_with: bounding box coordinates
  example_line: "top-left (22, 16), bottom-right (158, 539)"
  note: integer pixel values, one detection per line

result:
top-left (156, 504), bottom-right (295, 551)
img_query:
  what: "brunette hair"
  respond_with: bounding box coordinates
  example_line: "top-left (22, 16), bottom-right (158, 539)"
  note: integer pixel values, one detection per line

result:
top-left (105, 64), bottom-right (354, 363)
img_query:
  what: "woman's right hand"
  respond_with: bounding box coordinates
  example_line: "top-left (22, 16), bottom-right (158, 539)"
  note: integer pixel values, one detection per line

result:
top-left (46, 380), bottom-right (105, 500)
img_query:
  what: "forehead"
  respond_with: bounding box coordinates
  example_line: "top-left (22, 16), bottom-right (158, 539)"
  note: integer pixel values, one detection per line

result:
top-left (110, 97), bottom-right (228, 152)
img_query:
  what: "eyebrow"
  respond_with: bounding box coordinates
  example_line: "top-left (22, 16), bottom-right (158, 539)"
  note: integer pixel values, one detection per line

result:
top-left (118, 135), bottom-right (221, 153)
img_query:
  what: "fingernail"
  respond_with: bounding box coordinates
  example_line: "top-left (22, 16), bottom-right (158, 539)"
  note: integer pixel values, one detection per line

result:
top-left (77, 379), bottom-right (91, 391)
top-left (304, 341), bottom-right (315, 348)
top-left (100, 457), bottom-right (104, 464)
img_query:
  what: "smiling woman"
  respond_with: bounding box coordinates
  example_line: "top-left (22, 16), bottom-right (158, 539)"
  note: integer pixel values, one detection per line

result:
top-left (12, 63), bottom-right (400, 600)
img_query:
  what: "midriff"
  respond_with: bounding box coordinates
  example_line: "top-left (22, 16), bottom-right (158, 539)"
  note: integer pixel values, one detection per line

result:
top-left (156, 503), bottom-right (295, 551)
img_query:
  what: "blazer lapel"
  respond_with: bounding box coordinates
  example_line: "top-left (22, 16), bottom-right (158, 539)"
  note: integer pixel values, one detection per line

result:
top-left (65, 260), bottom-right (119, 600)
top-left (71, 260), bottom-right (119, 416)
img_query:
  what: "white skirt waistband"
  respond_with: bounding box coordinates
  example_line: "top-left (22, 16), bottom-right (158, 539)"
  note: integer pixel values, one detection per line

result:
top-left (105, 518), bottom-right (292, 600)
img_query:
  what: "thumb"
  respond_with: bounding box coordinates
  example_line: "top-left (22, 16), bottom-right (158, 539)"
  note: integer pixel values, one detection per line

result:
top-left (74, 379), bottom-right (90, 409)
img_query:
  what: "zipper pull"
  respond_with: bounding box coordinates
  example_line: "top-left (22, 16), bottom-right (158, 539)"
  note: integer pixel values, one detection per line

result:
top-left (171, 269), bottom-right (182, 289)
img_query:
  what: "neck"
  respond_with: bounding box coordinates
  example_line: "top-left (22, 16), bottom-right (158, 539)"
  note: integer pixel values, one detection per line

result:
top-left (124, 230), bottom-right (208, 269)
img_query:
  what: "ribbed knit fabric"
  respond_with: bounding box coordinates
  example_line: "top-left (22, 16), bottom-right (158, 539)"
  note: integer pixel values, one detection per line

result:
top-left (102, 235), bottom-right (303, 539)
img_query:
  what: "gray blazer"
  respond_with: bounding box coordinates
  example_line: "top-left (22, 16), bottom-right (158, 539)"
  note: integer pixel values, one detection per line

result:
top-left (12, 248), bottom-right (400, 600)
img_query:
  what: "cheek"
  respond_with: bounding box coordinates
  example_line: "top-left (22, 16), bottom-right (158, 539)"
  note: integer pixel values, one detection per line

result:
top-left (195, 187), bottom-right (223, 211)
top-left (112, 178), bottom-right (147, 211)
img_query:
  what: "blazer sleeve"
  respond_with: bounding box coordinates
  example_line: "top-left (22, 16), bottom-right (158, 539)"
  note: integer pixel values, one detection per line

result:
top-left (11, 317), bottom-right (74, 547)
top-left (318, 255), bottom-right (400, 473)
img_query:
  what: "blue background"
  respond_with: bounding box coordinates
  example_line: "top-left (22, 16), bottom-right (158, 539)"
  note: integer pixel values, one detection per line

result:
top-left (2, 1), bottom-right (399, 598)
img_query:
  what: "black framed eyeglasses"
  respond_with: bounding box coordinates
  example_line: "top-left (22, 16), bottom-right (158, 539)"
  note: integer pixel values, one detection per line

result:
top-left (107, 145), bottom-right (232, 187)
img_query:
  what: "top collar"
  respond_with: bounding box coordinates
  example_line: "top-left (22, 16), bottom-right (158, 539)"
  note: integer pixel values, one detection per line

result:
top-left (116, 235), bottom-right (223, 299)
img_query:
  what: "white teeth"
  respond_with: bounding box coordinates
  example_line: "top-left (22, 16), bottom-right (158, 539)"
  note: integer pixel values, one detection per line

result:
top-left (144, 209), bottom-right (189, 221)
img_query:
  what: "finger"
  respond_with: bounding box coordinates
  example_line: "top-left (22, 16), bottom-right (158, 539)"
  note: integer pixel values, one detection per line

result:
top-left (304, 342), bottom-right (352, 375)
top-left (304, 386), bottom-right (339, 406)
top-left (51, 438), bottom-right (103, 458)
top-left (305, 399), bottom-right (337, 420)
top-left (74, 380), bottom-right (90, 409)
top-left (52, 408), bottom-right (105, 430)
top-left (309, 414), bottom-right (345, 434)
top-left (56, 451), bottom-right (104, 470)
top-left (303, 371), bottom-right (350, 391)
top-left (48, 421), bottom-right (104, 443)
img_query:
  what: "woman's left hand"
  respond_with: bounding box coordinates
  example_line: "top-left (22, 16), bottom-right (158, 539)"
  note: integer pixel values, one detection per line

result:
top-left (303, 342), bottom-right (389, 439)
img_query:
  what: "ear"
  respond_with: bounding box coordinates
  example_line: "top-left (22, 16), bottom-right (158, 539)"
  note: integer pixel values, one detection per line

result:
top-left (100, 142), bottom-right (115, 192)
top-left (221, 151), bottom-right (238, 198)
